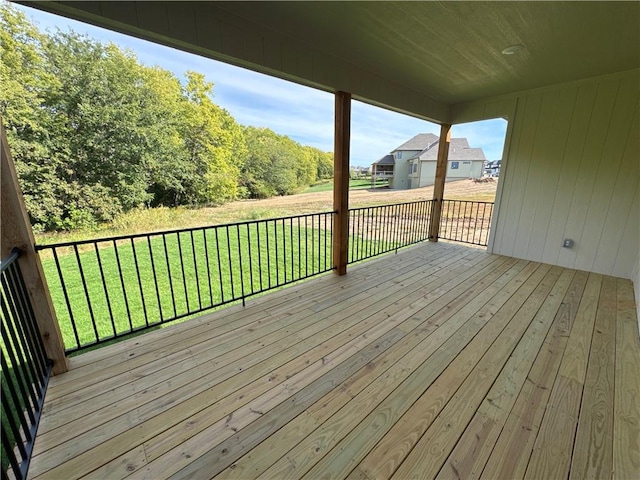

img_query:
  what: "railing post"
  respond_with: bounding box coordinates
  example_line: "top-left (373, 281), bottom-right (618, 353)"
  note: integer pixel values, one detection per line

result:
top-left (429, 123), bottom-right (451, 242)
top-left (1, 122), bottom-right (68, 374)
top-left (333, 91), bottom-right (351, 275)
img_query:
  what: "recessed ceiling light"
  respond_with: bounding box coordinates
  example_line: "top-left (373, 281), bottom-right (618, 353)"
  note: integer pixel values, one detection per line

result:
top-left (501, 45), bottom-right (525, 55)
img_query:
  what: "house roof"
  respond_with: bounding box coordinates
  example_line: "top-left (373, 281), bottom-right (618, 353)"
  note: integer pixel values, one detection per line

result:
top-left (393, 133), bottom-right (439, 152)
top-left (406, 138), bottom-right (486, 162)
top-left (372, 154), bottom-right (395, 166)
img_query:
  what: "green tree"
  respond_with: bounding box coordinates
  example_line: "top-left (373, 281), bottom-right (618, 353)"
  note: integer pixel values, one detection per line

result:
top-left (1, 4), bottom-right (74, 229)
top-left (242, 127), bottom-right (297, 197)
top-left (180, 71), bottom-right (245, 205)
top-left (142, 67), bottom-right (195, 207)
top-left (43, 33), bottom-right (157, 210)
top-left (241, 126), bottom-right (334, 197)
top-left (1, 3), bottom-right (333, 231)
top-left (316, 151), bottom-right (334, 179)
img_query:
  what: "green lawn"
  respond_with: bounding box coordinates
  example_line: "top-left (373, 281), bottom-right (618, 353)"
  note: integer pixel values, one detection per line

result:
top-left (40, 221), bottom-right (336, 352)
top-left (39, 218), bottom-right (409, 353)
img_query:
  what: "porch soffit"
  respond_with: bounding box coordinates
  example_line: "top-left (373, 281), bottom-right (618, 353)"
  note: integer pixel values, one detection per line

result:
top-left (20, 1), bottom-right (640, 124)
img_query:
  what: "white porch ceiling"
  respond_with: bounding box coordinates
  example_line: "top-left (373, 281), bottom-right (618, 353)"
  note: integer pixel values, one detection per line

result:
top-left (214, 1), bottom-right (640, 102)
top-left (21, 1), bottom-right (640, 122)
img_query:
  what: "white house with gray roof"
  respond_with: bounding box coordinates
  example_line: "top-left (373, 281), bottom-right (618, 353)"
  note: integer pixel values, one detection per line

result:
top-left (372, 133), bottom-right (486, 189)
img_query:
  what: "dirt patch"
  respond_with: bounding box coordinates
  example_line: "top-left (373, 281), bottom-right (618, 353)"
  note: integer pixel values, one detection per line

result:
top-left (204, 178), bottom-right (497, 218)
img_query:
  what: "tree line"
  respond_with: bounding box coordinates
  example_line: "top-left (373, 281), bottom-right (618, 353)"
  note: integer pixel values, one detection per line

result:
top-left (0, 4), bottom-right (333, 232)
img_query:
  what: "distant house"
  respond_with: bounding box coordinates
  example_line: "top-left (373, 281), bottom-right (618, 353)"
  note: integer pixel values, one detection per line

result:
top-left (484, 160), bottom-right (502, 177)
top-left (371, 133), bottom-right (487, 190)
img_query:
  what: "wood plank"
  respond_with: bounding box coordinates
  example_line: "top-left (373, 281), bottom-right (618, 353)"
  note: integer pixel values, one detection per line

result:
top-left (52, 243), bottom-right (429, 377)
top-left (28, 243), bottom-right (636, 480)
top-left (248, 260), bottom-right (533, 480)
top-left (569, 276), bottom-right (616, 479)
top-left (84, 445), bottom-right (147, 479)
top-left (481, 271), bottom-right (600, 480)
top-left (168, 329), bottom-right (406, 480)
top-left (613, 279), bottom-right (640, 479)
top-left (45, 245), bottom-right (463, 407)
top-left (298, 265), bottom-right (555, 479)
top-left (523, 273), bottom-right (603, 480)
top-left (31, 252), bottom-right (499, 478)
top-left (389, 266), bottom-right (567, 479)
top-left (211, 260), bottom-right (529, 480)
top-left (64, 241), bottom-right (458, 371)
top-left (437, 269), bottom-right (587, 480)
top-left (128, 256), bottom-right (513, 478)
top-left (351, 261), bottom-right (550, 480)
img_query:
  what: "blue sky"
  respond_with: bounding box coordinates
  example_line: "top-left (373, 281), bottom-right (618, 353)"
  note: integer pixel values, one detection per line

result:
top-left (15, 4), bottom-right (507, 166)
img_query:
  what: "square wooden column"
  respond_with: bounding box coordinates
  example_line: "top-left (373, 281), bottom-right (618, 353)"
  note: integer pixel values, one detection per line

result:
top-left (1, 123), bottom-right (68, 373)
top-left (429, 123), bottom-right (452, 242)
top-left (333, 91), bottom-right (351, 275)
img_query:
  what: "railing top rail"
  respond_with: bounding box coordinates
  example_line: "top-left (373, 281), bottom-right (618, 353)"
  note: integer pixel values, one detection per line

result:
top-left (35, 210), bottom-right (338, 250)
top-left (348, 198), bottom-right (433, 212)
top-left (0, 248), bottom-right (21, 272)
top-left (441, 199), bottom-right (495, 205)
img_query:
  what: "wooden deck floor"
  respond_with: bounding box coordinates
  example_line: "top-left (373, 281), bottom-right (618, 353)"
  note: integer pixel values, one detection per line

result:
top-left (30, 242), bottom-right (640, 480)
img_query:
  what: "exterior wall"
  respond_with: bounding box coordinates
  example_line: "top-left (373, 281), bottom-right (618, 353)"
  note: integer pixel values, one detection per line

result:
top-left (418, 161), bottom-right (437, 187)
top-left (445, 160), bottom-right (483, 180)
top-left (392, 159), bottom-right (410, 189)
top-left (414, 160), bottom-right (483, 187)
top-left (391, 149), bottom-right (420, 190)
top-left (453, 69), bottom-right (639, 279)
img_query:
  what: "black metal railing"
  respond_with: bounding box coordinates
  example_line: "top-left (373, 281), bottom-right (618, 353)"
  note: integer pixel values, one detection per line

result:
top-left (347, 200), bottom-right (433, 264)
top-left (36, 212), bottom-right (335, 353)
top-left (1, 249), bottom-right (52, 480)
top-left (439, 199), bottom-right (494, 246)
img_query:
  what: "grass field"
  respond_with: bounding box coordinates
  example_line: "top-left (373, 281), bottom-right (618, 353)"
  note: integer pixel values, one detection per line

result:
top-left (303, 178), bottom-right (387, 193)
top-left (40, 220), bottom-right (336, 352)
top-left (40, 219), bottom-right (410, 352)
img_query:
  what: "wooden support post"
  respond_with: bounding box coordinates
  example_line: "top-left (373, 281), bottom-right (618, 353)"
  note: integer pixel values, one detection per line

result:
top-left (1, 122), bottom-right (68, 374)
top-left (429, 123), bottom-right (451, 242)
top-left (333, 91), bottom-right (351, 275)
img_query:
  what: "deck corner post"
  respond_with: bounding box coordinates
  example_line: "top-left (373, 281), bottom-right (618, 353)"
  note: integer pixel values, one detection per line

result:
top-left (1, 122), bottom-right (68, 374)
top-left (429, 123), bottom-right (452, 243)
top-left (333, 91), bottom-right (351, 275)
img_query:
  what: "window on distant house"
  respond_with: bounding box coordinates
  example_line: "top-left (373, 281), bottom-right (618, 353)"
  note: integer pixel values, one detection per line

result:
top-left (397, 151), bottom-right (402, 159)
top-left (451, 162), bottom-right (459, 169)
top-left (412, 163), bottom-right (417, 173)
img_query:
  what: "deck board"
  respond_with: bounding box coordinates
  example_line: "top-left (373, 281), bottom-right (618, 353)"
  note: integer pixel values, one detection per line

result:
top-left (29, 242), bottom-right (639, 480)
